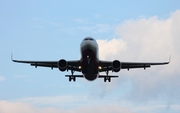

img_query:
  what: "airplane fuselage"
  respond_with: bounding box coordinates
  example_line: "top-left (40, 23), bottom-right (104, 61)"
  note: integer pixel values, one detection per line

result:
top-left (80, 37), bottom-right (99, 81)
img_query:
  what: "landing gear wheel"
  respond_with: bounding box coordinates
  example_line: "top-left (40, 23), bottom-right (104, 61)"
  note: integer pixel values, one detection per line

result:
top-left (73, 77), bottom-right (76, 82)
top-left (104, 77), bottom-right (106, 82)
top-left (69, 76), bottom-right (72, 82)
top-left (69, 76), bottom-right (76, 82)
top-left (104, 76), bottom-right (111, 82)
top-left (108, 77), bottom-right (111, 82)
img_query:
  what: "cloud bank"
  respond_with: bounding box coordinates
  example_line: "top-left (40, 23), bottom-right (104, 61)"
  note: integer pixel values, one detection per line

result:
top-left (97, 10), bottom-right (180, 105)
top-left (0, 76), bottom-right (6, 81)
top-left (0, 100), bottom-right (134, 113)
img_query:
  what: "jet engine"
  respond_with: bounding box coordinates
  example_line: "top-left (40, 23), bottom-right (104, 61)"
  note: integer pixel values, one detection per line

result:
top-left (58, 59), bottom-right (67, 71)
top-left (112, 60), bottom-right (121, 72)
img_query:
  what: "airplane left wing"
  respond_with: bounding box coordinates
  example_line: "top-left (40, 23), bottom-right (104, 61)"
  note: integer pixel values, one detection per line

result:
top-left (120, 61), bottom-right (169, 70)
top-left (99, 60), bottom-right (169, 72)
top-left (12, 59), bottom-right (81, 72)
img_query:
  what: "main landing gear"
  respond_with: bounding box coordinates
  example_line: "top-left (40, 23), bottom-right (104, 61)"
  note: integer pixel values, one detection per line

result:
top-left (65, 70), bottom-right (83, 82)
top-left (99, 70), bottom-right (118, 82)
top-left (104, 76), bottom-right (111, 82)
top-left (68, 75), bottom-right (76, 82)
top-left (104, 71), bottom-right (111, 82)
top-left (65, 70), bottom-right (76, 82)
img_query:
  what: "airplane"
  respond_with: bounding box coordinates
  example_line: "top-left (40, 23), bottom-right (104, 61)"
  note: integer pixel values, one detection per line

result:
top-left (12, 37), bottom-right (169, 82)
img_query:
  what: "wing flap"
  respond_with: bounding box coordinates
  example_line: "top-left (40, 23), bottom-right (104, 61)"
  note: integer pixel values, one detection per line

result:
top-left (31, 63), bottom-right (57, 68)
top-left (121, 64), bottom-right (151, 69)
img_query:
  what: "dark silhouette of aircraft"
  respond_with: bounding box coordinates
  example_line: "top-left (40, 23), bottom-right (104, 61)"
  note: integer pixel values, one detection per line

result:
top-left (12, 37), bottom-right (169, 82)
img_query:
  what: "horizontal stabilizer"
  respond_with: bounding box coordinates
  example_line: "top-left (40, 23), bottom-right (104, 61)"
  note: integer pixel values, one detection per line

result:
top-left (98, 75), bottom-right (118, 78)
top-left (65, 75), bottom-right (84, 77)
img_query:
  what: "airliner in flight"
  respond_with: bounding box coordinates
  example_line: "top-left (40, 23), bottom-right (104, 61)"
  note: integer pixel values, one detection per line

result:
top-left (12, 37), bottom-right (169, 82)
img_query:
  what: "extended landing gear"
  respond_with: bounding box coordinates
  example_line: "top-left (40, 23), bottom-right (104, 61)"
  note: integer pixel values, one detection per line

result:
top-left (66, 70), bottom-right (76, 82)
top-left (69, 76), bottom-right (76, 82)
top-left (104, 71), bottom-right (111, 82)
top-left (65, 75), bottom-right (76, 82)
top-left (99, 70), bottom-right (118, 82)
top-left (104, 76), bottom-right (111, 82)
top-left (65, 70), bottom-right (83, 82)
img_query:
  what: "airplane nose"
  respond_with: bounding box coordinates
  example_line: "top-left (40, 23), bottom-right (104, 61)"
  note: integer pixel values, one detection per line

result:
top-left (81, 41), bottom-right (93, 49)
top-left (84, 43), bottom-right (92, 48)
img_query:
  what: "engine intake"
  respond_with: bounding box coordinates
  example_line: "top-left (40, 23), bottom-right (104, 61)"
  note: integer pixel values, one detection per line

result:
top-left (58, 59), bottom-right (67, 71)
top-left (112, 60), bottom-right (121, 72)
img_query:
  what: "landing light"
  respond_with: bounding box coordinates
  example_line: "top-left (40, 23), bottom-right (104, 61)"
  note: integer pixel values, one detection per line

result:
top-left (78, 66), bottom-right (81, 69)
top-left (98, 66), bottom-right (102, 69)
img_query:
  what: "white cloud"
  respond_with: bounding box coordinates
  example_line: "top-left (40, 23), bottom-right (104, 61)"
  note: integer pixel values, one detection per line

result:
top-left (58, 27), bottom-right (78, 35)
top-left (74, 18), bottom-right (89, 24)
top-left (0, 101), bottom-right (67, 113)
top-left (94, 13), bottom-right (102, 18)
top-left (95, 24), bottom-right (112, 33)
top-left (97, 38), bottom-right (127, 60)
top-left (74, 105), bottom-right (134, 113)
top-left (32, 17), bottom-right (42, 21)
top-left (96, 10), bottom-right (180, 105)
top-left (0, 76), bottom-right (5, 81)
top-left (0, 100), bottom-right (135, 113)
top-left (32, 18), bottom-right (62, 29)
top-left (47, 21), bottom-right (62, 26)
top-left (15, 95), bottom-right (88, 107)
top-left (77, 24), bottom-right (112, 34)
top-left (14, 75), bottom-right (27, 79)
top-left (1, 100), bottom-right (180, 113)
top-left (32, 25), bottom-right (44, 29)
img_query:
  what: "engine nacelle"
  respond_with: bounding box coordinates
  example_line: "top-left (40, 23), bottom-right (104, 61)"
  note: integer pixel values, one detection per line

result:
top-left (58, 59), bottom-right (67, 71)
top-left (112, 60), bottom-right (121, 72)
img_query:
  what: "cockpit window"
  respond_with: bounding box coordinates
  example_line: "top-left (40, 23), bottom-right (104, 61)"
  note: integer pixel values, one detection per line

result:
top-left (84, 37), bottom-right (94, 41)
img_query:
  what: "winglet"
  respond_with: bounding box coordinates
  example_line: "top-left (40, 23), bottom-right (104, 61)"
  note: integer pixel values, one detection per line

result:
top-left (11, 52), bottom-right (15, 62)
top-left (169, 55), bottom-right (171, 63)
top-left (165, 55), bottom-right (171, 64)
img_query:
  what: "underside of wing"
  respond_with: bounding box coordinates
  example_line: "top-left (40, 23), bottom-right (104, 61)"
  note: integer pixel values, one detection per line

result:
top-left (121, 61), bottom-right (169, 70)
top-left (12, 59), bottom-right (58, 68)
top-left (12, 59), bottom-right (81, 72)
top-left (99, 60), bottom-right (169, 72)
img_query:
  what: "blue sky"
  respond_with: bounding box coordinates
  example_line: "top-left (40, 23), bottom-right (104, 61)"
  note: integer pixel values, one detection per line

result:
top-left (0, 0), bottom-right (180, 113)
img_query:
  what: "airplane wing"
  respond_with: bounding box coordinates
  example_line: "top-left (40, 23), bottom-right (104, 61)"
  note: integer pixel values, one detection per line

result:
top-left (99, 60), bottom-right (169, 72)
top-left (12, 59), bottom-right (81, 72)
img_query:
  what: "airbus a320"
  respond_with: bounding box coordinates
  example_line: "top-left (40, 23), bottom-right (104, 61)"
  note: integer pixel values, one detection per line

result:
top-left (12, 37), bottom-right (169, 82)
